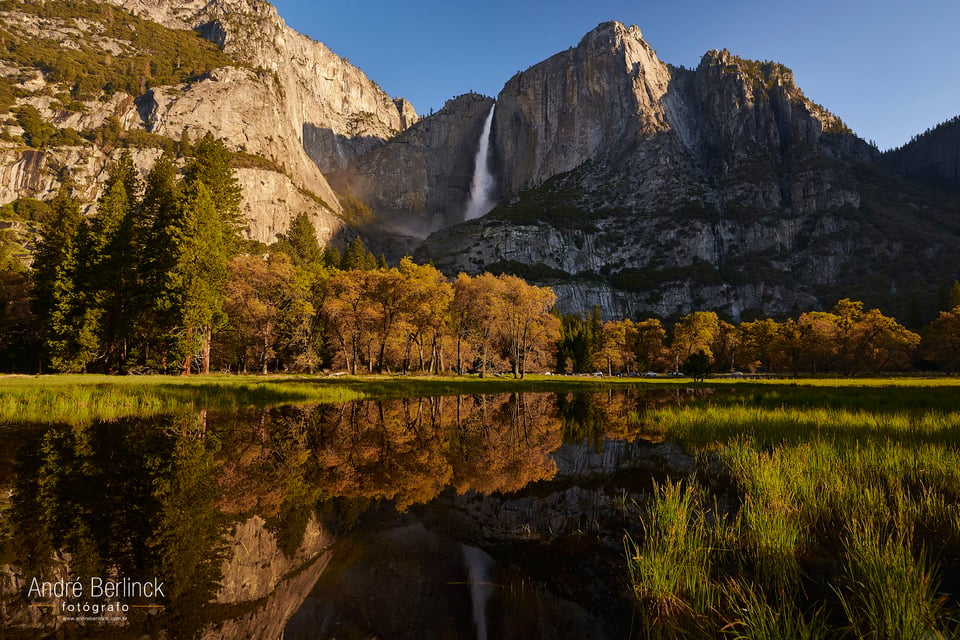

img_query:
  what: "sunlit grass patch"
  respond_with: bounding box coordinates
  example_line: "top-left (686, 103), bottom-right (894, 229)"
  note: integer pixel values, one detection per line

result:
top-left (626, 479), bottom-right (725, 638)
top-left (720, 579), bottom-right (830, 640)
top-left (626, 385), bottom-right (960, 637)
top-left (0, 374), bottom-right (362, 424)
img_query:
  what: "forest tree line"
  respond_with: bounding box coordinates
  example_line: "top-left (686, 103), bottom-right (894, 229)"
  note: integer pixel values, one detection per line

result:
top-left (564, 299), bottom-right (960, 377)
top-left (1, 145), bottom-right (960, 377)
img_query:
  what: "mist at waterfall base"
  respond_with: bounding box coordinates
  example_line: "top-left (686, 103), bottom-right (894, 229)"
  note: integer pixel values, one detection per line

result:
top-left (464, 104), bottom-right (497, 221)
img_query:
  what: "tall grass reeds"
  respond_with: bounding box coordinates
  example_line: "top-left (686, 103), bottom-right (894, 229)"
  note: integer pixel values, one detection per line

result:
top-left (836, 519), bottom-right (950, 640)
top-left (626, 386), bottom-right (960, 637)
top-left (626, 479), bottom-right (719, 638)
top-left (720, 580), bottom-right (830, 640)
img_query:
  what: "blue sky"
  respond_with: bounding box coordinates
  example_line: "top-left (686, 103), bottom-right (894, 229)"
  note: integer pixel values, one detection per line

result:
top-left (270, 0), bottom-right (960, 150)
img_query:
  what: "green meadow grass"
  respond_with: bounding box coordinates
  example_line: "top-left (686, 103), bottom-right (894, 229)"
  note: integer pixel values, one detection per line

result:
top-left (0, 374), bottom-right (363, 424)
top-left (626, 386), bottom-right (960, 638)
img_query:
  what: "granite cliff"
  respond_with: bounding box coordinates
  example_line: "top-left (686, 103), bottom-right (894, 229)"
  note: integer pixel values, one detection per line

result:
top-left (3, 3), bottom-right (958, 320)
top-left (393, 22), bottom-right (960, 321)
top-left (0, 0), bottom-right (417, 245)
top-left (330, 93), bottom-right (496, 237)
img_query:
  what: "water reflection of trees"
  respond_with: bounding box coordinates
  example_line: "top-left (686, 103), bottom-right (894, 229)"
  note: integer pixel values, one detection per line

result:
top-left (4, 390), bottom-right (660, 634)
top-left (215, 394), bottom-right (567, 515)
top-left (9, 413), bottom-right (224, 637)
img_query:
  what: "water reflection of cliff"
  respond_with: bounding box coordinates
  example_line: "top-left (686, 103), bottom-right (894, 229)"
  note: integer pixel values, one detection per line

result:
top-left (0, 390), bottom-right (670, 638)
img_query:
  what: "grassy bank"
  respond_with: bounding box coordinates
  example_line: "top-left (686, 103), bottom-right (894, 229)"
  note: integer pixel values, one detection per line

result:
top-left (4, 372), bottom-right (960, 424)
top-left (626, 391), bottom-right (960, 638)
top-left (0, 374), bottom-right (362, 424)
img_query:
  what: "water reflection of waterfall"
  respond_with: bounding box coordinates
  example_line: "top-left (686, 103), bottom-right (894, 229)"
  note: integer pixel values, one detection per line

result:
top-left (464, 103), bottom-right (496, 220)
top-left (462, 543), bottom-right (495, 640)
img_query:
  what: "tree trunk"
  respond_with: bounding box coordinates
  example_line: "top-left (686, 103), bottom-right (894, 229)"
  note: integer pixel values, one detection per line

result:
top-left (201, 326), bottom-right (212, 374)
top-left (182, 327), bottom-right (193, 375)
top-left (456, 335), bottom-right (462, 375)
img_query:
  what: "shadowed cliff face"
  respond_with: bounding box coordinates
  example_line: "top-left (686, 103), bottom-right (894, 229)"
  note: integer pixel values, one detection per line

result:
top-left (886, 117), bottom-right (960, 190)
top-left (332, 93), bottom-right (497, 236)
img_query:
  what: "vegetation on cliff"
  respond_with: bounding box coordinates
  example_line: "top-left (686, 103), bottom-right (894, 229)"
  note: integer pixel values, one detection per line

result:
top-left (0, 0), bottom-right (236, 100)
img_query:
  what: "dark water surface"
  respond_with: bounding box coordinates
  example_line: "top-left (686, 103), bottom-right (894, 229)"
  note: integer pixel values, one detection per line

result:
top-left (0, 390), bottom-right (699, 639)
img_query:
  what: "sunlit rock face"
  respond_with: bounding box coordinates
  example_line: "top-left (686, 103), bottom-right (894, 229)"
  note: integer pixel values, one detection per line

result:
top-left (113, 0), bottom-right (419, 242)
top-left (408, 22), bottom-right (960, 321)
top-left (1, 0), bottom-right (419, 245)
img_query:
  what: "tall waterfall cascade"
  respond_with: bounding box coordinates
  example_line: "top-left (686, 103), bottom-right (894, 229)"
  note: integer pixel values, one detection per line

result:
top-left (464, 104), bottom-right (497, 220)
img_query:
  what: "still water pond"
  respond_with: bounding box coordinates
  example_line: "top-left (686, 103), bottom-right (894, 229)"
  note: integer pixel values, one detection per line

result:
top-left (0, 390), bottom-right (694, 639)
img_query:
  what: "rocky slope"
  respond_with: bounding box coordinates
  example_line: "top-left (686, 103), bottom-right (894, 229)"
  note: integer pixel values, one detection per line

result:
top-left (402, 22), bottom-right (960, 321)
top-left (886, 116), bottom-right (960, 190)
top-left (0, 0), bottom-right (417, 245)
top-left (112, 0), bottom-right (417, 176)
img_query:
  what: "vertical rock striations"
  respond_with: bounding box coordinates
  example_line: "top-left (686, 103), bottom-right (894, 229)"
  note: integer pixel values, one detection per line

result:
top-left (410, 22), bottom-right (960, 321)
top-left (493, 22), bottom-right (673, 195)
top-left (333, 93), bottom-right (496, 236)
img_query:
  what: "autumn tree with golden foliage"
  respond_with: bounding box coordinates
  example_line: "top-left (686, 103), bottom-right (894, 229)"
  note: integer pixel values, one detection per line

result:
top-left (923, 307), bottom-right (960, 371)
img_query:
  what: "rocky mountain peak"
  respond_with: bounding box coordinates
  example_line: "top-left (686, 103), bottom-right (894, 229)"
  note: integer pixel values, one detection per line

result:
top-left (406, 21), bottom-right (956, 323)
top-left (580, 20), bottom-right (642, 45)
top-left (493, 20), bottom-right (672, 196)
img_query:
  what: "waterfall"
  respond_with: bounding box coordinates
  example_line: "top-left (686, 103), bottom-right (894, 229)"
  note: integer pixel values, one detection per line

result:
top-left (464, 104), bottom-right (496, 220)
top-left (462, 544), bottom-right (494, 640)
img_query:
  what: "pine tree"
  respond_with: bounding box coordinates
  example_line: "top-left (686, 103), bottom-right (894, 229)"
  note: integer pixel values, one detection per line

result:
top-left (68, 154), bottom-right (143, 373)
top-left (84, 180), bottom-right (138, 371)
top-left (340, 236), bottom-right (377, 271)
top-left (168, 182), bottom-right (231, 374)
top-left (322, 246), bottom-right (342, 270)
top-left (183, 133), bottom-right (244, 240)
top-left (272, 212), bottom-right (321, 266)
top-left (177, 129), bottom-right (192, 157)
top-left (32, 184), bottom-right (82, 324)
top-left (31, 183), bottom-right (84, 371)
top-left (950, 280), bottom-right (960, 311)
top-left (104, 150), bottom-right (141, 205)
top-left (135, 151), bottom-right (183, 370)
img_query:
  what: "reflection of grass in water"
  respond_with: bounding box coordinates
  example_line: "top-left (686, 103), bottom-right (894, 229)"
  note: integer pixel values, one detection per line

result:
top-left (0, 375), bottom-right (362, 424)
top-left (625, 389), bottom-right (960, 638)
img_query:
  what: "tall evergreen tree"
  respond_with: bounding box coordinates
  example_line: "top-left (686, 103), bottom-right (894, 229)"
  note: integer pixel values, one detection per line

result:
top-left (32, 184), bottom-right (82, 325)
top-left (340, 236), bottom-right (378, 271)
top-left (62, 153), bottom-right (144, 373)
top-left (81, 178), bottom-right (139, 372)
top-left (167, 182), bottom-right (231, 374)
top-left (272, 212), bottom-right (322, 266)
top-left (136, 151), bottom-right (183, 370)
top-left (31, 183), bottom-right (95, 371)
top-left (183, 132), bottom-right (244, 240)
